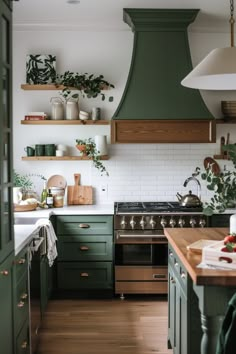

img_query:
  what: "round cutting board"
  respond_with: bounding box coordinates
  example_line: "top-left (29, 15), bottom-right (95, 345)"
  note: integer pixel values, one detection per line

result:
top-left (47, 175), bottom-right (67, 189)
top-left (203, 157), bottom-right (220, 176)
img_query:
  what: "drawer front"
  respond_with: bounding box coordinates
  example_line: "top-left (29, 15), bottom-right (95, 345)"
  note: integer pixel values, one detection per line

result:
top-left (14, 248), bottom-right (28, 281)
top-left (115, 266), bottom-right (167, 281)
top-left (57, 235), bottom-right (113, 261)
top-left (56, 215), bottom-right (113, 236)
top-left (115, 281), bottom-right (167, 294)
top-left (14, 272), bottom-right (29, 333)
top-left (16, 320), bottom-right (30, 354)
top-left (57, 262), bottom-right (113, 290)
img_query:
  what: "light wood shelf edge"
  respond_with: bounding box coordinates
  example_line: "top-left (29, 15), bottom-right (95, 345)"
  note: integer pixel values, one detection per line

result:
top-left (21, 84), bottom-right (109, 90)
top-left (21, 120), bottom-right (110, 125)
top-left (215, 119), bottom-right (236, 124)
top-left (21, 155), bottom-right (109, 161)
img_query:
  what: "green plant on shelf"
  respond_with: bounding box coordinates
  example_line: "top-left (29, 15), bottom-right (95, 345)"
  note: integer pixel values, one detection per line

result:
top-left (13, 170), bottom-right (46, 193)
top-left (55, 71), bottom-right (114, 102)
top-left (75, 138), bottom-right (109, 176)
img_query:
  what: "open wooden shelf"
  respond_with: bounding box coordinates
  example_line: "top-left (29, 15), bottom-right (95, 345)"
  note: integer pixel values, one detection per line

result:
top-left (215, 119), bottom-right (236, 124)
top-left (213, 154), bottom-right (230, 160)
top-left (21, 155), bottom-right (109, 161)
top-left (21, 84), bottom-right (109, 91)
top-left (21, 119), bottom-right (110, 125)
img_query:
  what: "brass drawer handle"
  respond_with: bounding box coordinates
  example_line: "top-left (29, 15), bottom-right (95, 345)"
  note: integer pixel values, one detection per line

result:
top-left (0, 270), bottom-right (9, 276)
top-left (180, 272), bottom-right (186, 279)
top-left (17, 301), bottom-right (25, 308)
top-left (21, 341), bottom-right (28, 349)
top-left (80, 272), bottom-right (89, 277)
top-left (153, 274), bottom-right (166, 279)
top-left (17, 258), bottom-right (26, 265)
top-left (80, 246), bottom-right (89, 251)
top-left (21, 293), bottom-right (28, 300)
top-left (170, 276), bottom-right (176, 284)
top-left (79, 223), bottom-right (90, 228)
top-left (169, 251), bottom-right (173, 258)
top-left (174, 262), bottom-right (179, 267)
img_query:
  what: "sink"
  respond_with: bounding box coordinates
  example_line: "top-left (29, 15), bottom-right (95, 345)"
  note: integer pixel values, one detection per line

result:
top-left (14, 217), bottom-right (39, 225)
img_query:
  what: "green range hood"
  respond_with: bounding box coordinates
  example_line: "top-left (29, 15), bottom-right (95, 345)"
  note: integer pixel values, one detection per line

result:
top-left (113, 9), bottom-right (213, 120)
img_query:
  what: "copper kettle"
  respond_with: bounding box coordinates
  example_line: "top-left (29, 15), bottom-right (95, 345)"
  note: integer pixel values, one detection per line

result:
top-left (176, 190), bottom-right (202, 207)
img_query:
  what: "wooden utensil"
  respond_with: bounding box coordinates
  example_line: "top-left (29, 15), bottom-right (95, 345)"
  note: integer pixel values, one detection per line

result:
top-left (204, 157), bottom-right (221, 175)
top-left (67, 173), bottom-right (93, 205)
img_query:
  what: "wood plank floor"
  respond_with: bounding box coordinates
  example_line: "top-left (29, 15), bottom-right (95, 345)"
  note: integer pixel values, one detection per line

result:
top-left (37, 297), bottom-right (173, 354)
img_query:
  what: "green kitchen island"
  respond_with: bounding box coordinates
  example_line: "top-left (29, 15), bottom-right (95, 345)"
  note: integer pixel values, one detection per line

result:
top-left (164, 227), bottom-right (236, 354)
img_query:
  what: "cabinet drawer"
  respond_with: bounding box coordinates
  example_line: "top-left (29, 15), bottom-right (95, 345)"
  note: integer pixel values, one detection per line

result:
top-left (115, 266), bottom-right (167, 281)
top-left (57, 262), bottom-right (113, 290)
top-left (16, 320), bottom-right (30, 354)
top-left (14, 272), bottom-right (29, 333)
top-left (56, 215), bottom-right (113, 236)
top-left (14, 248), bottom-right (28, 281)
top-left (115, 281), bottom-right (167, 294)
top-left (57, 235), bottom-right (113, 261)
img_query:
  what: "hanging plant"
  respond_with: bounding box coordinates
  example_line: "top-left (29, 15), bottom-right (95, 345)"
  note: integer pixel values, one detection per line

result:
top-left (55, 71), bottom-right (114, 102)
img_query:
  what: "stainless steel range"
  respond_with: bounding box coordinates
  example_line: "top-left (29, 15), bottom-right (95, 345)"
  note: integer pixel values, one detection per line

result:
top-left (114, 201), bottom-right (208, 299)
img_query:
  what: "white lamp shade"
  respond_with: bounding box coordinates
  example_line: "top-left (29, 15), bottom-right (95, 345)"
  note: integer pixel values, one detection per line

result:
top-left (181, 47), bottom-right (236, 90)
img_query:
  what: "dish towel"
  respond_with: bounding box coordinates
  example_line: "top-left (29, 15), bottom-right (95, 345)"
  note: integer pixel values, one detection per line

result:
top-left (35, 218), bottom-right (58, 266)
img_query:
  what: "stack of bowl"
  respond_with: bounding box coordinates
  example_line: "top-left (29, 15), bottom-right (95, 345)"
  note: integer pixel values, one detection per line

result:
top-left (79, 110), bottom-right (90, 120)
top-left (221, 101), bottom-right (236, 121)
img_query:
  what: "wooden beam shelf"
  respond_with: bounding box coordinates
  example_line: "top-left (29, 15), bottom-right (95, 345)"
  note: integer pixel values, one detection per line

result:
top-left (21, 120), bottom-right (110, 125)
top-left (21, 155), bottom-right (109, 161)
top-left (215, 119), bottom-right (236, 124)
top-left (21, 84), bottom-right (109, 91)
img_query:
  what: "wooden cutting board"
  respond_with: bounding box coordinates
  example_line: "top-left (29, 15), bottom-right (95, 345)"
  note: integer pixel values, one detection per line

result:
top-left (67, 173), bottom-right (93, 205)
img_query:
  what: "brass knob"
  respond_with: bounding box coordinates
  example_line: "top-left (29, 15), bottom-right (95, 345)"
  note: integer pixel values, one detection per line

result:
top-left (170, 276), bottom-right (176, 284)
top-left (21, 341), bottom-right (28, 349)
top-left (17, 258), bottom-right (26, 265)
top-left (21, 293), bottom-right (28, 300)
top-left (181, 272), bottom-right (186, 279)
top-left (17, 301), bottom-right (25, 308)
top-left (0, 270), bottom-right (9, 276)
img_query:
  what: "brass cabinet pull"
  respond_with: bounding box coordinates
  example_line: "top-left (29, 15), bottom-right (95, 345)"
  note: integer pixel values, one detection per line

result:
top-left (180, 272), bottom-right (186, 279)
top-left (170, 276), bottom-right (176, 284)
top-left (80, 272), bottom-right (89, 277)
top-left (21, 341), bottom-right (28, 349)
top-left (0, 270), bottom-right (9, 276)
top-left (153, 273), bottom-right (166, 279)
top-left (80, 246), bottom-right (89, 251)
top-left (169, 251), bottom-right (173, 258)
top-left (174, 262), bottom-right (178, 267)
top-left (17, 301), bottom-right (25, 308)
top-left (78, 223), bottom-right (90, 228)
top-left (21, 293), bottom-right (28, 300)
top-left (17, 258), bottom-right (26, 265)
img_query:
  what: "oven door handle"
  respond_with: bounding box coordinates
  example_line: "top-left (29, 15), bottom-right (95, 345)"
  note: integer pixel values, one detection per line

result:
top-left (116, 233), bottom-right (165, 238)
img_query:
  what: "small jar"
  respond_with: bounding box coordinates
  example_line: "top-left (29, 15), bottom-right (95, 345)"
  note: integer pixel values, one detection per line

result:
top-left (50, 187), bottom-right (65, 207)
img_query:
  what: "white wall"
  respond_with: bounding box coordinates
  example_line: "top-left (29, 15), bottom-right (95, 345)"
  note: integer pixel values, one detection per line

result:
top-left (13, 28), bottom-right (236, 204)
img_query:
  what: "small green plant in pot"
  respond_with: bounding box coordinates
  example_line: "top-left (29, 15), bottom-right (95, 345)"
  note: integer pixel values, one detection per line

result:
top-left (75, 138), bottom-right (109, 176)
top-left (197, 144), bottom-right (236, 215)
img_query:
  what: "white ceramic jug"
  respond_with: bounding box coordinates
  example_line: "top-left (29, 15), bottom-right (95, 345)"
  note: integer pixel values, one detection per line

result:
top-left (94, 135), bottom-right (108, 156)
top-left (66, 99), bottom-right (79, 120)
top-left (50, 97), bottom-right (64, 120)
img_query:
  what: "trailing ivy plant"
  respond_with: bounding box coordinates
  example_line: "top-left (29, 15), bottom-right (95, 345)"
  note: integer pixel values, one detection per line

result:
top-left (75, 138), bottom-right (109, 176)
top-left (55, 71), bottom-right (114, 102)
top-left (198, 144), bottom-right (236, 215)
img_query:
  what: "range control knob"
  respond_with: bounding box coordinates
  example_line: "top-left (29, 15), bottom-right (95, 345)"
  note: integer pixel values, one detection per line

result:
top-left (150, 216), bottom-right (156, 229)
top-left (130, 216), bottom-right (136, 229)
top-left (178, 217), bottom-right (185, 228)
top-left (199, 218), bottom-right (206, 228)
top-left (140, 216), bottom-right (147, 230)
top-left (190, 217), bottom-right (197, 228)
top-left (120, 216), bottom-right (127, 229)
top-left (169, 217), bottom-right (176, 228)
top-left (160, 217), bottom-right (167, 228)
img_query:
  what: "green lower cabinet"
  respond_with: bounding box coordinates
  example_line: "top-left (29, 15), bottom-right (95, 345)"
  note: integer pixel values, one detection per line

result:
top-left (58, 262), bottom-right (113, 290)
top-left (0, 253), bottom-right (14, 354)
top-left (168, 246), bottom-right (202, 354)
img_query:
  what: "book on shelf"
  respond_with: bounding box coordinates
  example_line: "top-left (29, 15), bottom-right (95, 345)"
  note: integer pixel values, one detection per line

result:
top-left (24, 112), bottom-right (48, 120)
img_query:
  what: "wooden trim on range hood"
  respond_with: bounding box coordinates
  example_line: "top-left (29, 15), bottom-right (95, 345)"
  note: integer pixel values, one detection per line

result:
top-left (111, 119), bottom-right (216, 144)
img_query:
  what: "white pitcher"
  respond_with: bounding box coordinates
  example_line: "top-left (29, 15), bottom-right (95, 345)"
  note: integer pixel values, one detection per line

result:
top-left (50, 97), bottom-right (64, 120)
top-left (66, 99), bottom-right (79, 120)
top-left (94, 135), bottom-right (108, 156)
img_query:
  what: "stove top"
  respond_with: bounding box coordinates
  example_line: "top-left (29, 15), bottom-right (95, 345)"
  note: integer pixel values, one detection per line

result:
top-left (115, 201), bottom-right (203, 213)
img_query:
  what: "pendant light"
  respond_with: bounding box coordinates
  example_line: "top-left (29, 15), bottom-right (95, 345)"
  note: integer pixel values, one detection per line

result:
top-left (181, 0), bottom-right (236, 90)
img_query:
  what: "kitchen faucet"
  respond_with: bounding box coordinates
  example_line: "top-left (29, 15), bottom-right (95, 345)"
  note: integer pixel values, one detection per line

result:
top-left (183, 176), bottom-right (201, 200)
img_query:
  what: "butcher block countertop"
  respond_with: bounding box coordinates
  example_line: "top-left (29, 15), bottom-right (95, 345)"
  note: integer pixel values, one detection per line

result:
top-left (164, 227), bottom-right (236, 287)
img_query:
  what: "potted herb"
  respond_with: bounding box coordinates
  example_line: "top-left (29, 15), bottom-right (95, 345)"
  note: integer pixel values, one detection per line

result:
top-left (75, 138), bottom-right (109, 176)
top-left (13, 170), bottom-right (46, 202)
top-left (198, 144), bottom-right (236, 215)
top-left (55, 71), bottom-right (114, 102)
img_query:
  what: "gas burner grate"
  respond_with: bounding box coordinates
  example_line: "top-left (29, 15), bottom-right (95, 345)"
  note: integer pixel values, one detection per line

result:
top-left (115, 201), bottom-right (203, 213)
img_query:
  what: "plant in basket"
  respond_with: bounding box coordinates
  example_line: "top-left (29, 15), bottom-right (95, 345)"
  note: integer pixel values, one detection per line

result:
top-left (75, 138), bottom-right (109, 176)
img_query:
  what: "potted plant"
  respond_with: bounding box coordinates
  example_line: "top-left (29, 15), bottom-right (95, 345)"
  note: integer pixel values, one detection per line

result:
top-left (55, 71), bottom-right (114, 102)
top-left (75, 138), bottom-right (109, 176)
top-left (13, 170), bottom-right (46, 202)
top-left (198, 144), bottom-right (236, 215)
